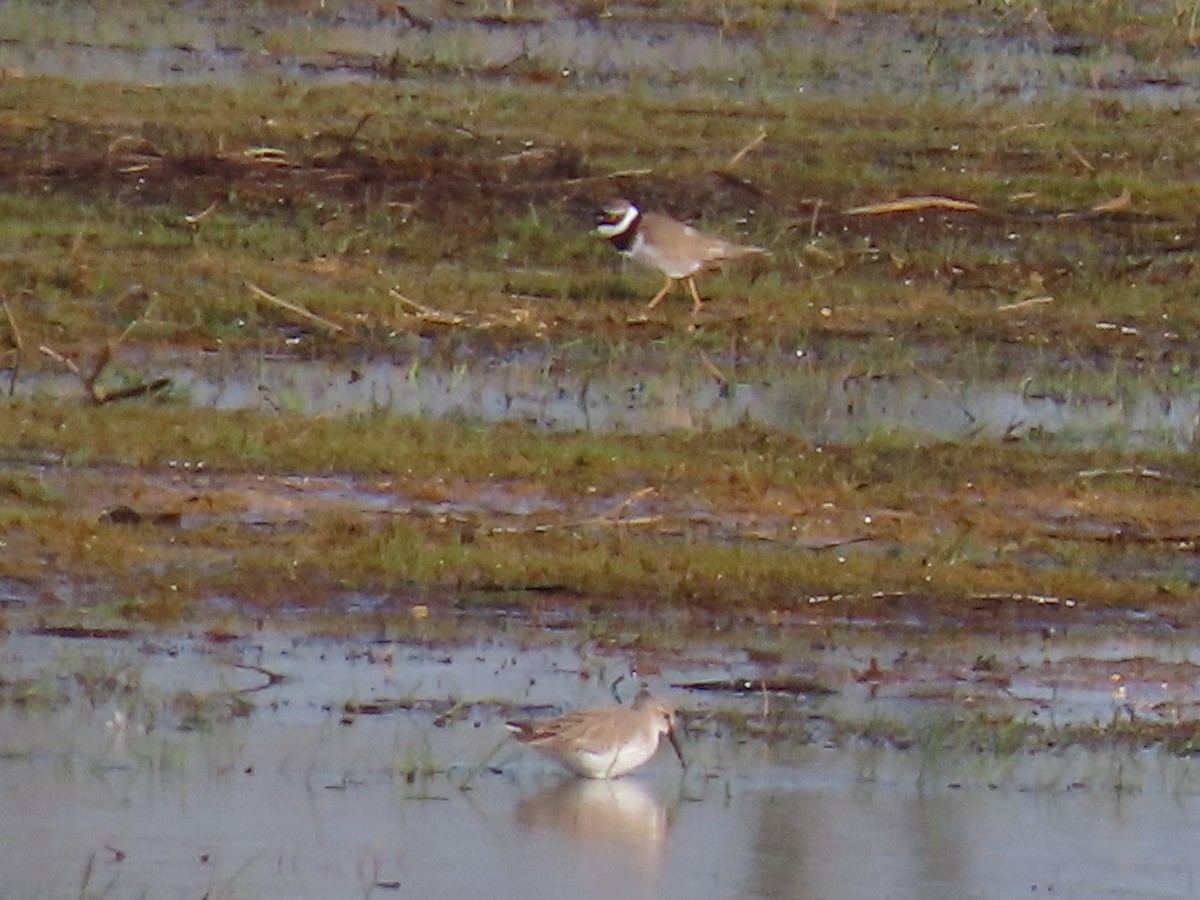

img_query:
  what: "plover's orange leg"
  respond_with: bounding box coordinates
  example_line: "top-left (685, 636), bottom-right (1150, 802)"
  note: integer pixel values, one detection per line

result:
top-left (686, 276), bottom-right (704, 314)
top-left (646, 275), bottom-right (675, 309)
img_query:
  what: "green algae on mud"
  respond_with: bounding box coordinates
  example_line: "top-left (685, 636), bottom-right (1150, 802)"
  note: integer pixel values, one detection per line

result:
top-left (4, 398), bottom-right (1200, 626)
top-left (2, 66), bottom-right (1200, 361)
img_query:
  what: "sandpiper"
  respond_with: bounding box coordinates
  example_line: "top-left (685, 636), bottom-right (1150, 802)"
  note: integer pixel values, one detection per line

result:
top-left (594, 198), bottom-right (768, 314)
top-left (506, 690), bottom-right (685, 779)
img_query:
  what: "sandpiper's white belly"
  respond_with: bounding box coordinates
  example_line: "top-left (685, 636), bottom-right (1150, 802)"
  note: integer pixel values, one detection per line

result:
top-left (555, 734), bottom-right (661, 779)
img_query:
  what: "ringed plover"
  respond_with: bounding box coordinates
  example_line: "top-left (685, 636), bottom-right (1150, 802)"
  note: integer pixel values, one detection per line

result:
top-left (595, 198), bottom-right (767, 313)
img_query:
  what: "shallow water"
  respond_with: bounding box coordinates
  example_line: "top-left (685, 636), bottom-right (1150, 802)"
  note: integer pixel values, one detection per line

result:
top-left (3, 627), bottom-right (1200, 899)
top-left (14, 345), bottom-right (1200, 449)
top-left (3, 5), bottom-right (1199, 107)
top-left (9, 746), bottom-right (1200, 900)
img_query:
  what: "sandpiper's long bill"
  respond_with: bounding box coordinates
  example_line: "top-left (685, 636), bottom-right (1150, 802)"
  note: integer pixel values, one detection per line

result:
top-left (506, 691), bottom-right (685, 779)
top-left (594, 198), bottom-right (767, 314)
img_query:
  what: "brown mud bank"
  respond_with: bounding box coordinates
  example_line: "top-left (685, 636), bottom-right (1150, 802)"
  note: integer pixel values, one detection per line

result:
top-left (1, 1), bottom-right (1199, 629)
top-left (5, 409), bottom-right (1200, 630)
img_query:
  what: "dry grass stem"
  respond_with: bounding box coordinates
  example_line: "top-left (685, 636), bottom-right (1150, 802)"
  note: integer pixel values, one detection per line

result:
top-left (996, 296), bottom-right (1054, 311)
top-left (697, 349), bottom-right (729, 385)
top-left (243, 147), bottom-right (291, 166)
top-left (845, 196), bottom-right (982, 215)
top-left (39, 342), bottom-right (170, 404)
top-left (561, 168), bottom-right (652, 186)
top-left (1066, 142), bottom-right (1096, 172)
top-left (604, 486), bottom-right (657, 522)
top-left (1076, 467), bottom-right (1200, 487)
top-left (246, 281), bottom-right (347, 334)
top-left (184, 200), bottom-right (219, 226)
top-left (3, 299), bottom-right (22, 397)
top-left (336, 112), bottom-right (374, 156)
top-left (1091, 188), bottom-right (1132, 213)
top-left (389, 288), bottom-right (465, 325)
top-left (725, 129), bottom-right (768, 169)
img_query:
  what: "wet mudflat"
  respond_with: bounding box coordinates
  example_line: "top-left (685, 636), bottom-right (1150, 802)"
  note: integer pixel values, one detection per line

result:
top-left (6, 1), bottom-right (1200, 897)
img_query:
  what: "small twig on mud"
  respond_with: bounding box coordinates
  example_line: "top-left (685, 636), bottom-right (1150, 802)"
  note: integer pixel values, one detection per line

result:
top-left (184, 200), bottom-right (219, 228)
top-left (396, 4), bottom-right (433, 29)
top-left (1091, 187), bottom-right (1132, 214)
top-left (970, 592), bottom-right (1075, 608)
top-left (1040, 523), bottom-right (1200, 544)
top-left (488, 512), bottom-right (665, 535)
top-left (39, 342), bottom-right (170, 404)
top-left (246, 281), bottom-right (347, 334)
top-left (996, 295), bottom-right (1053, 312)
top-left (232, 662), bottom-right (286, 692)
top-left (697, 349), bottom-right (728, 387)
top-left (2, 299), bottom-right (22, 397)
top-left (576, 515), bottom-right (663, 530)
top-left (243, 146), bottom-right (291, 166)
top-left (106, 134), bottom-right (163, 159)
top-left (106, 135), bottom-right (163, 174)
top-left (845, 196), bottom-right (981, 215)
top-left (1078, 466), bottom-right (1164, 481)
top-left (1066, 142), bottom-right (1096, 172)
top-left (560, 168), bottom-right (653, 186)
top-left (338, 111), bottom-right (374, 157)
top-left (486, 49), bottom-right (530, 75)
top-left (905, 364), bottom-right (976, 426)
top-left (1077, 466), bottom-right (1200, 488)
top-left (1001, 122), bottom-right (1047, 135)
top-left (38, 343), bottom-right (84, 378)
top-left (598, 486), bottom-right (657, 523)
top-left (725, 129), bottom-right (767, 170)
top-left (40, 294), bottom-right (170, 404)
top-left (498, 147), bottom-right (555, 166)
top-left (389, 288), bottom-right (465, 325)
top-left (97, 377), bottom-right (173, 403)
top-left (116, 295), bottom-right (160, 347)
